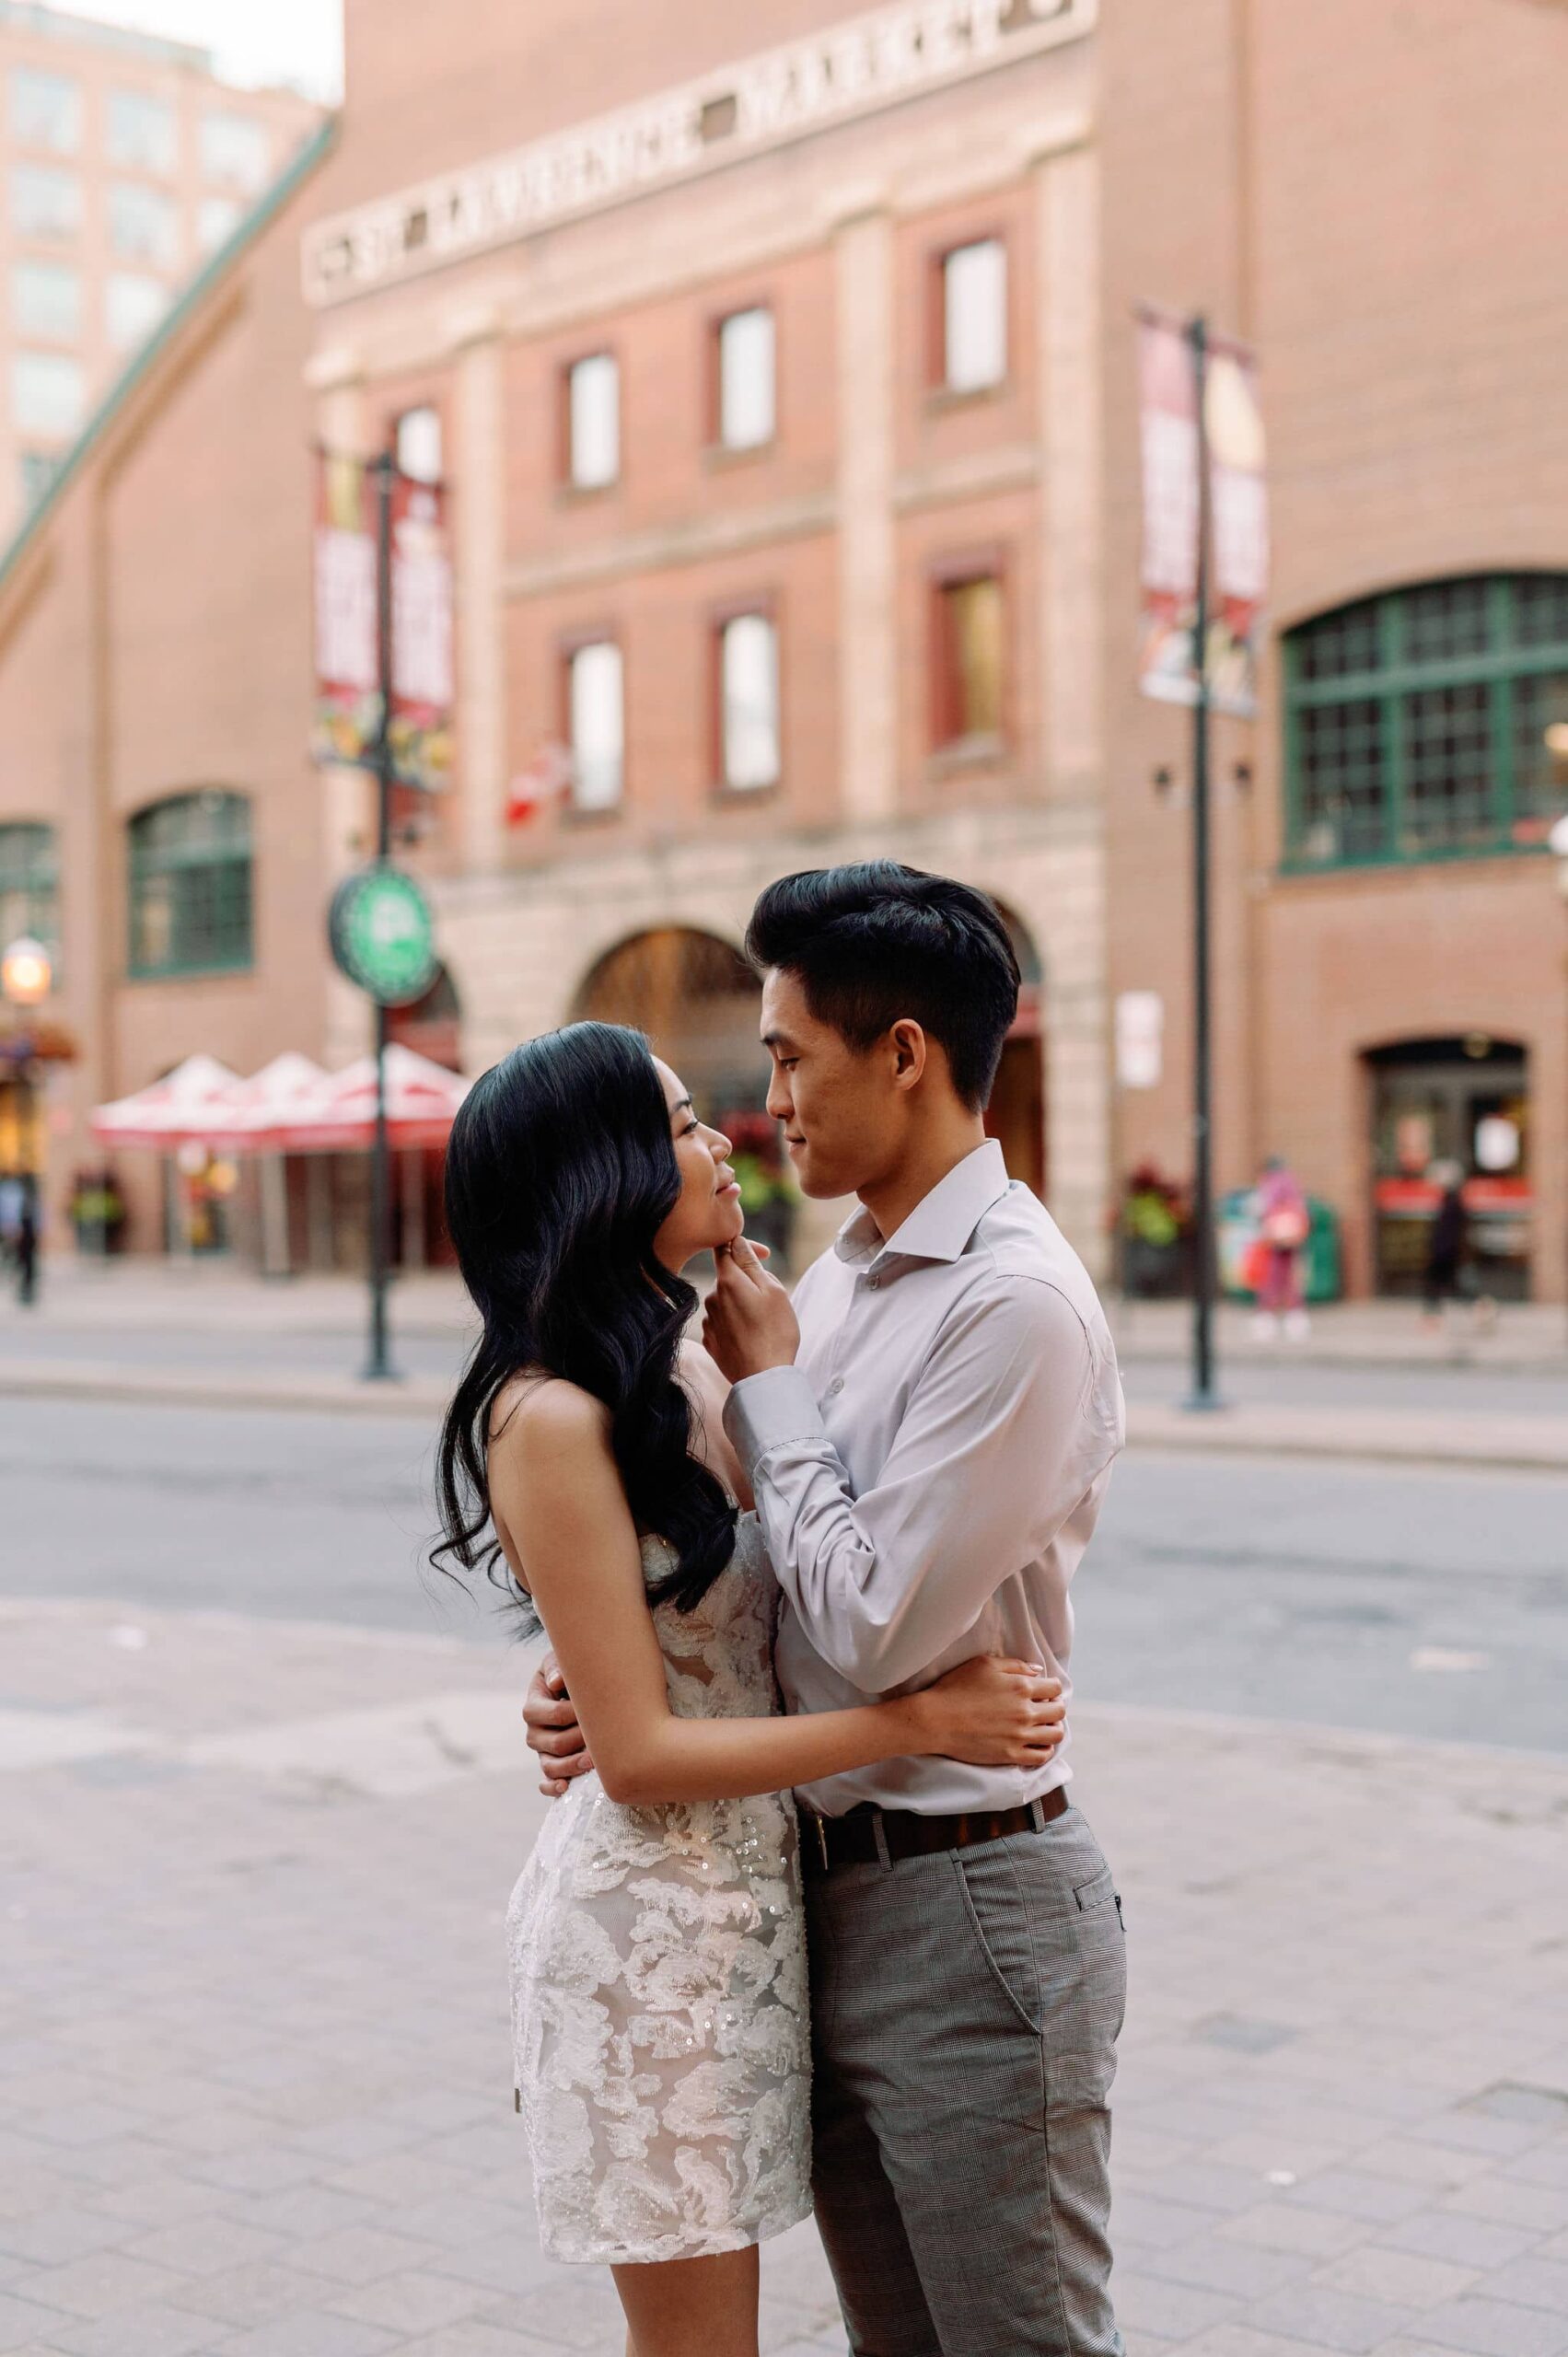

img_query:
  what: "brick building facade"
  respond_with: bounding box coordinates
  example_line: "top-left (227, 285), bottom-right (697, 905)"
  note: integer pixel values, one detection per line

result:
top-left (6, 0), bottom-right (1568, 1295)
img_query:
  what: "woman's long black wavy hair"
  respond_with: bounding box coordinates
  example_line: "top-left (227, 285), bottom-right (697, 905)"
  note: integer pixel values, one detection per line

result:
top-left (432, 1021), bottom-right (737, 1620)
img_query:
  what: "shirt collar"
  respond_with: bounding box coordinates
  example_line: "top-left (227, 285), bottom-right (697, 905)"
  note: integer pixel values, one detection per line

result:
top-left (833, 1140), bottom-right (1011, 1271)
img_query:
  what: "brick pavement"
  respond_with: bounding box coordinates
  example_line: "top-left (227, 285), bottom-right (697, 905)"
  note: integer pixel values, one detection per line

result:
top-left (2, 1597), bottom-right (1566, 2357)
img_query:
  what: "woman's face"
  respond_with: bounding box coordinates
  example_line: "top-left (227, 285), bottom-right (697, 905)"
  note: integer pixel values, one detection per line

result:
top-left (650, 1059), bottom-right (743, 1271)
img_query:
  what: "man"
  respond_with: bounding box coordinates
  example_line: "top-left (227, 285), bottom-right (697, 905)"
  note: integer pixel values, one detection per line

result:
top-left (527, 862), bottom-right (1126, 2356)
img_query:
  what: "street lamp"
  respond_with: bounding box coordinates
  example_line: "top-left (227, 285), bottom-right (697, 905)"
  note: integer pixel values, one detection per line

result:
top-left (1, 935), bottom-right (52, 1009)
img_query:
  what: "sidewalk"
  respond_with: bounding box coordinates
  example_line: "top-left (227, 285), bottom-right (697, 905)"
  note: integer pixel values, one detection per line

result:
top-left (6, 1263), bottom-right (1565, 1471)
top-left (2, 1599), bottom-right (1565, 2357)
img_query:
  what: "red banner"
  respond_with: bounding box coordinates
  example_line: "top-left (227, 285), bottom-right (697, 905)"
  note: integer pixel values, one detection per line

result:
top-left (1137, 313), bottom-right (1268, 715)
top-left (311, 452), bottom-right (454, 794)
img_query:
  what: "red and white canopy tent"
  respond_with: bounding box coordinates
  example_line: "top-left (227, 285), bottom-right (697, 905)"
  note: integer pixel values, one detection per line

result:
top-left (89, 1047), bottom-right (469, 1155)
top-left (89, 1048), bottom-right (470, 1271)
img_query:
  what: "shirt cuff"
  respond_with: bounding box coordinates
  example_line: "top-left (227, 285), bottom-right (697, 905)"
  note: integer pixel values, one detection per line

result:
top-left (723, 1364), bottom-right (826, 1478)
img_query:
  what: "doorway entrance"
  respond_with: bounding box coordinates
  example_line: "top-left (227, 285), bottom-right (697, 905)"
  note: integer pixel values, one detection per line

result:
top-left (573, 928), bottom-right (764, 1118)
top-left (1365, 1036), bottom-right (1531, 1299)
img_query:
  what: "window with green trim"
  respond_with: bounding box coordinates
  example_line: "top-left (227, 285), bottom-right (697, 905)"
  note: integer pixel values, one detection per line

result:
top-left (0, 820), bottom-right (60, 976)
top-left (1283, 575), bottom-right (1568, 869)
top-left (127, 791), bottom-right (252, 979)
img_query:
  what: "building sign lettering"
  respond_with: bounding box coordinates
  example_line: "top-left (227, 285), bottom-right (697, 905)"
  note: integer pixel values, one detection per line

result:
top-left (303, 0), bottom-right (1095, 305)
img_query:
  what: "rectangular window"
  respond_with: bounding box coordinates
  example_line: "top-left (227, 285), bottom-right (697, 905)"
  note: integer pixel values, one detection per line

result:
top-left (716, 308), bottom-right (774, 450)
top-left (12, 260), bottom-right (80, 343)
top-left (1295, 697), bottom-right (1387, 865)
top-left (940, 238), bottom-right (1006, 394)
top-left (395, 405), bottom-right (442, 484)
top-left (567, 641), bottom-right (624, 809)
top-left (13, 352), bottom-right (84, 439)
top-left (200, 110), bottom-right (270, 190)
top-left (8, 66), bottom-right (81, 155)
top-left (1400, 683), bottom-right (1494, 854)
top-left (718, 612), bottom-right (780, 789)
top-left (566, 353), bottom-right (619, 489)
top-left (196, 195), bottom-right (242, 253)
top-left (109, 181), bottom-right (180, 267)
top-left (934, 572), bottom-right (1005, 747)
top-left (106, 272), bottom-right (169, 350)
top-left (11, 162), bottom-right (80, 239)
top-left (107, 87), bottom-right (177, 174)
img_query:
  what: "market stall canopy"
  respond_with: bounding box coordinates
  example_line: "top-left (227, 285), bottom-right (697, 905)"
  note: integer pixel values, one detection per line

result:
top-left (274, 1045), bottom-right (470, 1152)
top-left (88, 1054), bottom-right (243, 1149)
top-left (223, 1052), bottom-right (333, 1149)
top-left (89, 1047), bottom-right (469, 1154)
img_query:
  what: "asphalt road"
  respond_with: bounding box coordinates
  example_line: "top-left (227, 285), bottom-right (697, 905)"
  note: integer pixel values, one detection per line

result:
top-left (6, 1395), bottom-right (1564, 1752)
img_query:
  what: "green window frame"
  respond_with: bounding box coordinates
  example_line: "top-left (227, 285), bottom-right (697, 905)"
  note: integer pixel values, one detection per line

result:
top-left (1283, 574), bottom-right (1568, 872)
top-left (0, 820), bottom-right (60, 970)
top-left (127, 790), bottom-right (252, 980)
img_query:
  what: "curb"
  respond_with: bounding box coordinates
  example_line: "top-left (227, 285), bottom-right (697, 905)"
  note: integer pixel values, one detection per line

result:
top-left (8, 1356), bottom-right (1568, 1472)
top-left (1127, 1400), bottom-right (1568, 1475)
top-left (2, 1358), bottom-right (447, 1421)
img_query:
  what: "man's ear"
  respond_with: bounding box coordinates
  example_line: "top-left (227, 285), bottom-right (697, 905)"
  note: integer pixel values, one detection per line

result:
top-left (889, 1019), bottom-right (928, 1092)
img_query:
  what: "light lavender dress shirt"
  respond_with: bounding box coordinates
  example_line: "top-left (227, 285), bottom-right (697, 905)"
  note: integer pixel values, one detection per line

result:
top-left (724, 1140), bottom-right (1125, 1818)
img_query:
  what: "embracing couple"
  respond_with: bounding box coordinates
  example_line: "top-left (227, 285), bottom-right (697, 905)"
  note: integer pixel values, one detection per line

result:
top-left (435, 863), bottom-right (1127, 2357)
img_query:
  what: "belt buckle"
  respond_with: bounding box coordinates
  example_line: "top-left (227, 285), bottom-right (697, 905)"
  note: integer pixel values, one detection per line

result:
top-left (810, 1812), bottom-right (830, 1870)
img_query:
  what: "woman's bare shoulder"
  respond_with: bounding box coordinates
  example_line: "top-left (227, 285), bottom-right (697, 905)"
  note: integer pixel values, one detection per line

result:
top-left (489, 1373), bottom-right (610, 1462)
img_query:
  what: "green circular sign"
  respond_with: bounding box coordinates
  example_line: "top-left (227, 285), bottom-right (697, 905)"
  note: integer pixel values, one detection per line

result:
top-left (328, 864), bottom-right (439, 1006)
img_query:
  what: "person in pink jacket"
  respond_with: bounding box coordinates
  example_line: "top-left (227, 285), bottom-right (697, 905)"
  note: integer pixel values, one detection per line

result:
top-left (1253, 1155), bottom-right (1310, 1341)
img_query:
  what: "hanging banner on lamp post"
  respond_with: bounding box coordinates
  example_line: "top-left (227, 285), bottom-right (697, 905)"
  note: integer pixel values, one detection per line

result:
top-left (310, 450), bottom-right (455, 793)
top-left (1136, 310), bottom-right (1268, 715)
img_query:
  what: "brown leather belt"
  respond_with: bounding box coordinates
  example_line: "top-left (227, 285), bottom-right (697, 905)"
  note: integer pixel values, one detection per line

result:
top-left (800, 1786), bottom-right (1069, 1876)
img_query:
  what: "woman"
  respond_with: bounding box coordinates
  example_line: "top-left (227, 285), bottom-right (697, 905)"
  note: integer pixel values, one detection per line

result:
top-left (434, 1023), bottom-right (1063, 2357)
top-left (1252, 1154), bottom-right (1310, 1341)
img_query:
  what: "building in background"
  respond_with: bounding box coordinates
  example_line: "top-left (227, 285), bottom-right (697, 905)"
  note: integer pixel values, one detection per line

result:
top-left (4, 0), bottom-right (1567, 1297)
top-left (0, 116), bottom-right (339, 1262)
top-left (302, 0), bottom-right (1107, 1272)
top-left (0, 0), bottom-right (319, 540)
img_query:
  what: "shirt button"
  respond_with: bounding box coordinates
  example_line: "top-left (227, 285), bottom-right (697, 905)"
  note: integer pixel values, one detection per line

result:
top-left (828, 1376), bottom-right (844, 1397)
top-left (865, 1277), bottom-right (880, 1291)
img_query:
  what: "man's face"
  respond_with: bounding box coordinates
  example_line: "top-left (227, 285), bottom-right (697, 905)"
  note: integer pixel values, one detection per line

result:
top-left (760, 967), bottom-right (906, 1201)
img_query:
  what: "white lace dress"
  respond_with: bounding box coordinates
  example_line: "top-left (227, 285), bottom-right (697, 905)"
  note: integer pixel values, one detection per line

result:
top-left (507, 1512), bottom-right (813, 2266)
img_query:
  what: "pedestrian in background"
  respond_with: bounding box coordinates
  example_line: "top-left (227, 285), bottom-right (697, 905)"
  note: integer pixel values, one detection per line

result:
top-left (13, 1188), bottom-right (38, 1307)
top-left (1252, 1154), bottom-right (1310, 1342)
top-left (1423, 1159), bottom-right (1493, 1339)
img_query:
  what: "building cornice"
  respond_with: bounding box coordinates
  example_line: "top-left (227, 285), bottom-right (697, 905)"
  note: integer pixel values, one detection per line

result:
top-left (303, 0), bottom-right (1097, 308)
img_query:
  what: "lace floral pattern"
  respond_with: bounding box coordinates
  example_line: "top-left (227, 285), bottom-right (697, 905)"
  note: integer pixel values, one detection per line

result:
top-left (507, 1514), bottom-right (812, 2264)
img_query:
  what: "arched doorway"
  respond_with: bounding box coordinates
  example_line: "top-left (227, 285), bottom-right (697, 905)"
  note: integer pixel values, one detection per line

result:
top-left (985, 904), bottom-right (1046, 1197)
top-left (1365, 1035), bottom-right (1530, 1299)
top-left (574, 927), bottom-right (764, 1118)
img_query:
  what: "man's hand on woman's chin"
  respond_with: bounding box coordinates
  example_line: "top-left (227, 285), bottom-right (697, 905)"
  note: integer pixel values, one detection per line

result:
top-left (702, 1231), bottom-right (800, 1383)
top-left (523, 1655), bottom-right (593, 1799)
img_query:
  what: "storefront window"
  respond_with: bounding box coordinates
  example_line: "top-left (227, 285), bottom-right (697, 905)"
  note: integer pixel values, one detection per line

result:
top-left (1284, 575), bottom-right (1568, 867)
top-left (0, 822), bottom-right (60, 965)
top-left (127, 790), bottom-right (252, 978)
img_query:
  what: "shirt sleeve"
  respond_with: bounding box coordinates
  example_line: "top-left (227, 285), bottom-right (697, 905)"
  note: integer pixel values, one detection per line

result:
top-left (724, 1275), bottom-right (1122, 1691)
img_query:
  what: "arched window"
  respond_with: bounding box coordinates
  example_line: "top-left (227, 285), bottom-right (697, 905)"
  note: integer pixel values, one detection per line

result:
top-left (127, 790), bottom-right (252, 979)
top-left (0, 821), bottom-right (59, 962)
top-left (1283, 574), bottom-right (1568, 869)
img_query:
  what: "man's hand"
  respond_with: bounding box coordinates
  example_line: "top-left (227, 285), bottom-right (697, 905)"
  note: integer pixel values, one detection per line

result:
top-left (702, 1232), bottom-right (800, 1384)
top-left (523, 1655), bottom-right (594, 1800)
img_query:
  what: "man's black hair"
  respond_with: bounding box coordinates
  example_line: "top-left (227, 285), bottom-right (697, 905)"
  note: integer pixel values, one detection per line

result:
top-left (746, 863), bottom-right (1020, 1111)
